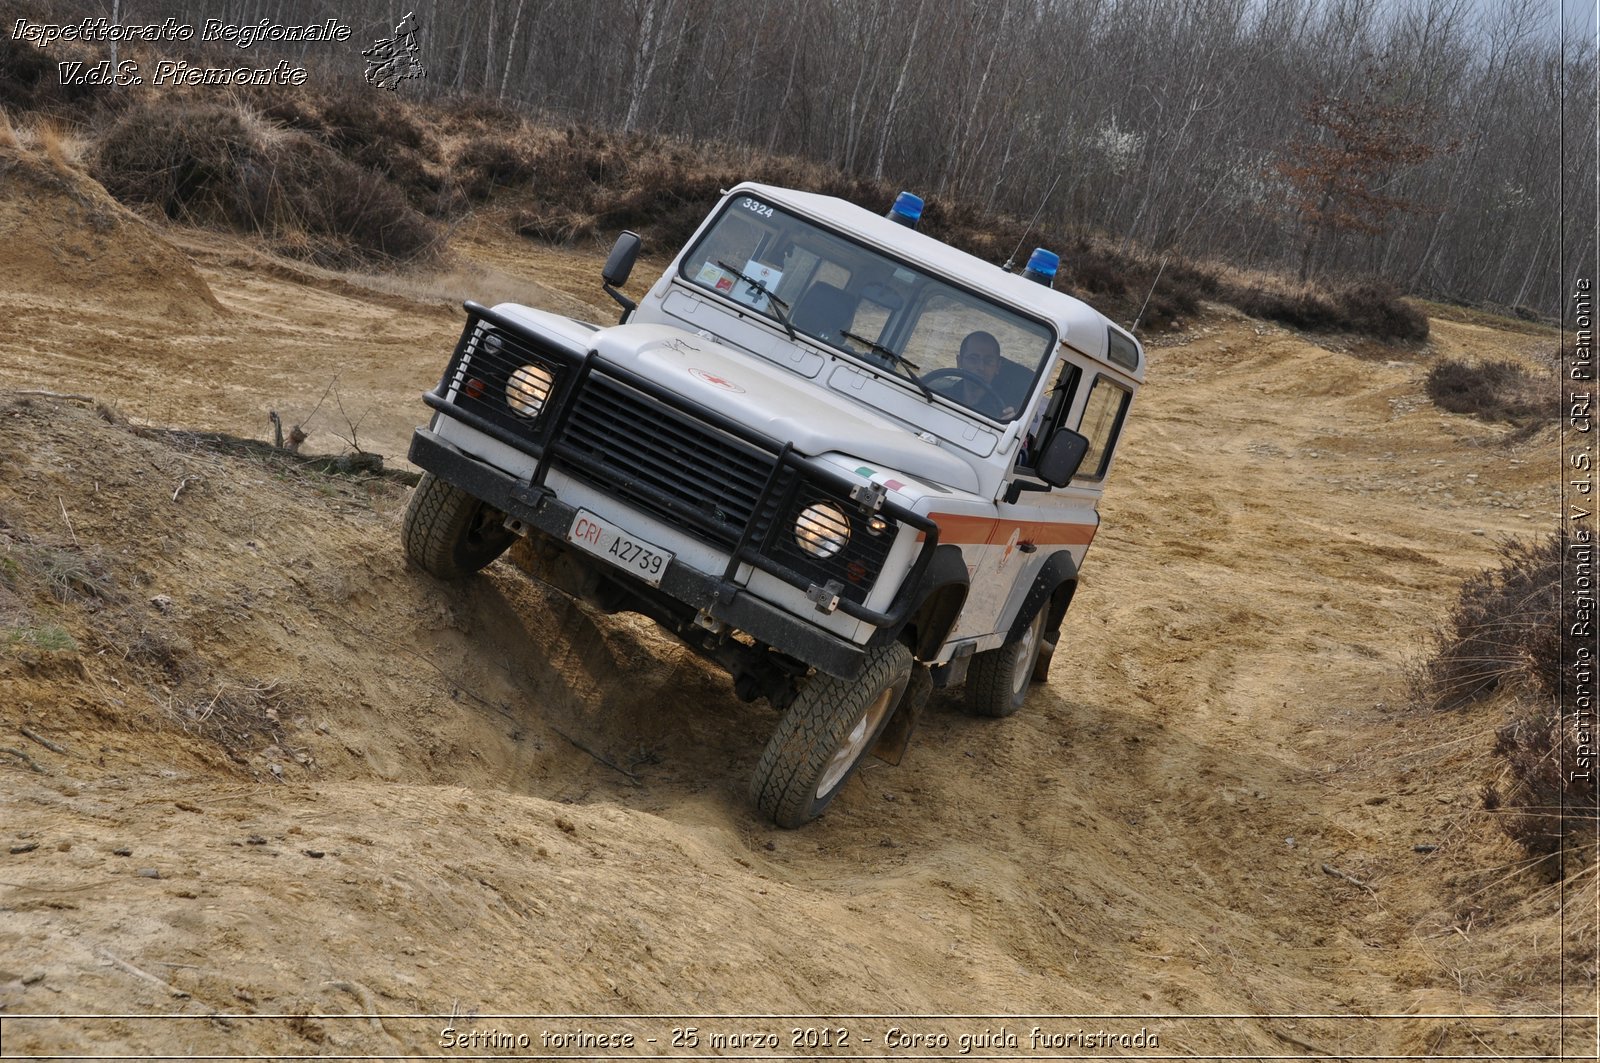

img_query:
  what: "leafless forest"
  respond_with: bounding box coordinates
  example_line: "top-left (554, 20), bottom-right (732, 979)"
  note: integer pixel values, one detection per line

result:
top-left (25, 0), bottom-right (1595, 314)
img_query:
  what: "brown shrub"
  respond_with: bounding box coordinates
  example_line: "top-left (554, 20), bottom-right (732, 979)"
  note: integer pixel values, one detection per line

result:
top-left (320, 90), bottom-right (442, 198)
top-left (212, 87), bottom-right (454, 212)
top-left (1419, 532), bottom-right (1568, 710)
top-left (1227, 280), bottom-right (1428, 341)
top-left (1066, 247), bottom-right (1130, 297)
top-left (0, 31), bottom-right (96, 115)
top-left (90, 99), bottom-right (439, 266)
top-left (1421, 529), bottom-right (1594, 870)
top-left (457, 136), bottom-right (537, 198)
top-left (1426, 358), bottom-right (1549, 423)
top-left (1484, 713), bottom-right (1598, 871)
top-left (320, 90), bottom-right (436, 158)
top-left (1335, 281), bottom-right (1429, 341)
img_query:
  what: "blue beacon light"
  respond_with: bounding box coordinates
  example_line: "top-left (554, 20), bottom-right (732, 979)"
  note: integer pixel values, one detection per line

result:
top-left (1022, 248), bottom-right (1059, 288)
top-left (886, 191), bottom-right (924, 228)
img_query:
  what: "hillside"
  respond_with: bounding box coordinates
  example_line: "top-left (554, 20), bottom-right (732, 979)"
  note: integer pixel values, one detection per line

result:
top-left (0, 144), bottom-right (1587, 1059)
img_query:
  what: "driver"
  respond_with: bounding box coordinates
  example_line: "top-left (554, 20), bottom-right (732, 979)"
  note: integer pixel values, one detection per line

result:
top-left (955, 331), bottom-right (1017, 418)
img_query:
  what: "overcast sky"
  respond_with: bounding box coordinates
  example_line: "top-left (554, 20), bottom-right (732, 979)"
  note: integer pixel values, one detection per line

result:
top-left (1562, 0), bottom-right (1597, 38)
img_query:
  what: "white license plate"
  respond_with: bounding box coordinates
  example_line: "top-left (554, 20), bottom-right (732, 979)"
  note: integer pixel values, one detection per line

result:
top-left (566, 509), bottom-right (674, 587)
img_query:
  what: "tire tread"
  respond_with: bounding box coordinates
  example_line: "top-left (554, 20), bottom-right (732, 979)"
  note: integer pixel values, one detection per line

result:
top-left (752, 642), bottom-right (912, 828)
top-left (402, 472), bottom-right (511, 579)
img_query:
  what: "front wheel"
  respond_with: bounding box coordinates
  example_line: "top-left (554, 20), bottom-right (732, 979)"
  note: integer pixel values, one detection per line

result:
top-left (964, 607), bottom-right (1047, 718)
top-left (751, 642), bottom-right (913, 828)
top-left (402, 473), bottom-right (515, 579)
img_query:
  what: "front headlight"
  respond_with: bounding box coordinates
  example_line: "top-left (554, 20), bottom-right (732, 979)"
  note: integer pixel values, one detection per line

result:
top-left (795, 502), bottom-right (851, 558)
top-left (506, 363), bottom-right (555, 417)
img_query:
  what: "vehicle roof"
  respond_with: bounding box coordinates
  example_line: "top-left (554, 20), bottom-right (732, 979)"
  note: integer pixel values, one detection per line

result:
top-left (735, 181), bottom-right (1146, 384)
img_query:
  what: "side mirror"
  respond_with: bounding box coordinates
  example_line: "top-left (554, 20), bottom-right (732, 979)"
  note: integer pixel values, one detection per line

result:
top-left (603, 231), bottom-right (641, 288)
top-left (1036, 428), bottom-right (1090, 487)
top-left (601, 231), bottom-right (642, 322)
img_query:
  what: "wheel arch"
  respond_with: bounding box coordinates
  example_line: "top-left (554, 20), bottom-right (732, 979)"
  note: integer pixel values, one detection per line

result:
top-left (1008, 548), bottom-right (1079, 644)
top-left (872, 544), bottom-right (970, 661)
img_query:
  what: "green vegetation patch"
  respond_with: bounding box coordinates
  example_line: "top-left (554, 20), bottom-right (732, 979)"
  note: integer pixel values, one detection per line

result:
top-left (4, 622), bottom-right (77, 653)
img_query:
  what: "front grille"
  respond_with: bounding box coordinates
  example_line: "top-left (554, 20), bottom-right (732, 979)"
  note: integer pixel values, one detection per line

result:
top-left (556, 374), bottom-right (795, 548)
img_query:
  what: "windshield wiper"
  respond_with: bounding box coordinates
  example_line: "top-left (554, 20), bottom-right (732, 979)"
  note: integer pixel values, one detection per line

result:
top-left (839, 329), bottom-right (933, 399)
top-left (715, 260), bottom-right (796, 340)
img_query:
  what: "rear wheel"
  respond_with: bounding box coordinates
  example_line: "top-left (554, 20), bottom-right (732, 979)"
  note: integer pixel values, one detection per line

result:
top-left (964, 607), bottom-right (1047, 718)
top-left (751, 642), bottom-right (913, 828)
top-left (402, 473), bottom-right (515, 579)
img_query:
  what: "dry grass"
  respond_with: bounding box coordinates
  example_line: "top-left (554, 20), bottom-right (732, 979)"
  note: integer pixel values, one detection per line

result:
top-left (1416, 528), bottom-right (1596, 871)
top-left (1425, 358), bottom-right (1553, 424)
top-left (0, 111), bottom-right (90, 170)
top-left (1483, 712), bottom-right (1598, 872)
top-left (1227, 278), bottom-right (1430, 341)
top-left (32, 118), bottom-right (71, 171)
top-left (90, 98), bottom-right (441, 268)
top-left (153, 678), bottom-right (291, 757)
top-left (1415, 297), bottom-right (1560, 336)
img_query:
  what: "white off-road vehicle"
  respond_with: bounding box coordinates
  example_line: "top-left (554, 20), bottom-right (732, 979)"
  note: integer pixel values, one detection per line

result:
top-left (404, 183), bottom-right (1144, 826)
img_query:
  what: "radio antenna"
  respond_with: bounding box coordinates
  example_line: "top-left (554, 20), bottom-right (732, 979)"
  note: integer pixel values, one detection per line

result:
top-left (1131, 255), bottom-right (1169, 333)
top-left (1002, 173), bottom-right (1062, 273)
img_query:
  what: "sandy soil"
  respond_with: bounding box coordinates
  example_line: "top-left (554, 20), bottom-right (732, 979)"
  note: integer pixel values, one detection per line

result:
top-left (0, 141), bottom-right (1591, 1060)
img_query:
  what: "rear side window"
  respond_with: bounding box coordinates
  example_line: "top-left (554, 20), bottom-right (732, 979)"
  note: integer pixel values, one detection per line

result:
top-left (1077, 377), bottom-right (1131, 480)
top-left (1107, 326), bottom-right (1140, 371)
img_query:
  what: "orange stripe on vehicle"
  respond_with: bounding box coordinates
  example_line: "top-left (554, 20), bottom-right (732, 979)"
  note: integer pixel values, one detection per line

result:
top-left (922, 512), bottom-right (1098, 547)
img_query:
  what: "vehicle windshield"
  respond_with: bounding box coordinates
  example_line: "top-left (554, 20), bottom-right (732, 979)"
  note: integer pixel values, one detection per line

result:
top-left (680, 193), bottom-right (1055, 422)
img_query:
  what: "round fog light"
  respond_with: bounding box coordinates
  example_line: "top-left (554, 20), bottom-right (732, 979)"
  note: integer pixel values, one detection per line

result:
top-left (506, 363), bottom-right (555, 417)
top-left (795, 502), bottom-right (850, 558)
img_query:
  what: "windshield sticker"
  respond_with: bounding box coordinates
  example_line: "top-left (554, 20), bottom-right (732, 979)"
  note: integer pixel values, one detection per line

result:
top-left (728, 259), bottom-right (782, 312)
top-left (689, 368), bottom-right (745, 393)
top-left (693, 261), bottom-right (736, 294)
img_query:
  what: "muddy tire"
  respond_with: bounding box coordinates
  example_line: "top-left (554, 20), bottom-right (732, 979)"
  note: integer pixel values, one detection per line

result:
top-left (402, 473), bottom-right (515, 579)
top-left (752, 642), bottom-right (913, 828)
top-left (964, 607), bottom-right (1046, 718)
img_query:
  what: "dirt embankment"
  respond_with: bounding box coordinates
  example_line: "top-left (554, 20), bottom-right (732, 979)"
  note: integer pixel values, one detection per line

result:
top-left (0, 145), bottom-right (1587, 1059)
top-left (0, 146), bottom-right (220, 321)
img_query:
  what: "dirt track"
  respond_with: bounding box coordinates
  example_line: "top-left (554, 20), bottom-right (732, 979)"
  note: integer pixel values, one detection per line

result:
top-left (0, 144), bottom-right (1589, 1059)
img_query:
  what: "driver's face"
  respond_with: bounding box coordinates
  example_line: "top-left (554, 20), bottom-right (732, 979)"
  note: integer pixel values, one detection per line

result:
top-left (959, 342), bottom-right (1002, 382)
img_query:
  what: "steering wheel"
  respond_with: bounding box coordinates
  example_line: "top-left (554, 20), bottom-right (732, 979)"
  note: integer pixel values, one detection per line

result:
top-left (920, 367), bottom-right (1007, 419)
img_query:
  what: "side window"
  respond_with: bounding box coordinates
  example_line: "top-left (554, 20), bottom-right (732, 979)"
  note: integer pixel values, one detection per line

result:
top-left (1018, 357), bottom-right (1081, 473)
top-left (1076, 376), bottom-right (1131, 481)
top-left (1040, 358), bottom-right (1083, 438)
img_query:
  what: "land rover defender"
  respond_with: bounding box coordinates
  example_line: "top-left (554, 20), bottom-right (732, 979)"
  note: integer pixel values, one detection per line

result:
top-left (404, 183), bottom-right (1144, 826)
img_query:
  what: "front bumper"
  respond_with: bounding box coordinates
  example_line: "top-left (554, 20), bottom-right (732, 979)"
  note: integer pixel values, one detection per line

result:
top-left (410, 427), bottom-right (874, 680)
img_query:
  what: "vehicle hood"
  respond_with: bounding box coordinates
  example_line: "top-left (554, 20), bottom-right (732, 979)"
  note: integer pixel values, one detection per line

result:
top-left (587, 322), bottom-right (981, 493)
